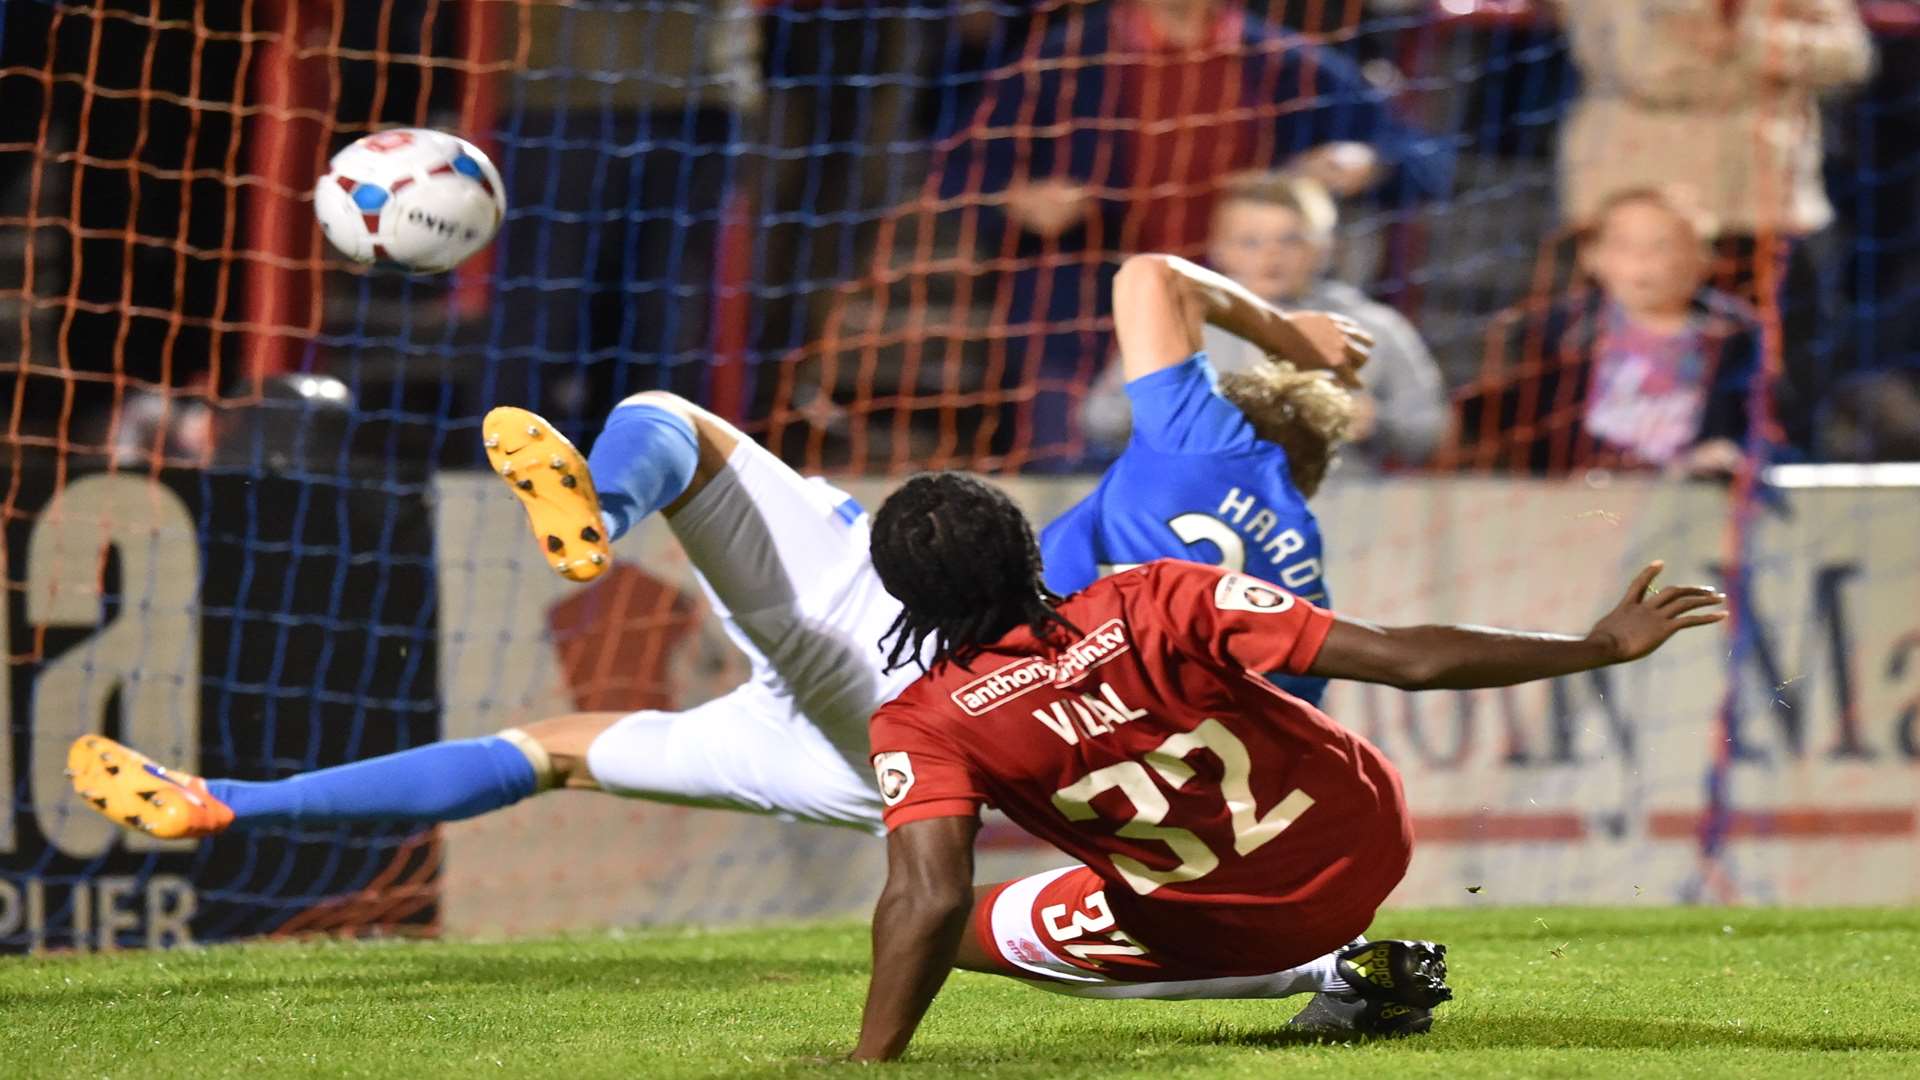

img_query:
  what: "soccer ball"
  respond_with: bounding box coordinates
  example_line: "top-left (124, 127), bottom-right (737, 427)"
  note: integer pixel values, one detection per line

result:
top-left (314, 128), bottom-right (505, 273)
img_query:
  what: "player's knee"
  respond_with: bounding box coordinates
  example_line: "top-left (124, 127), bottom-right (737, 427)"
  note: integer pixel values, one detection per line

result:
top-left (502, 715), bottom-right (618, 791)
top-left (606, 391), bottom-right (710, 465)
top-left (612, 390), bottom-right (696, 424)
top-left (577, 710), bottom-right (735, 806)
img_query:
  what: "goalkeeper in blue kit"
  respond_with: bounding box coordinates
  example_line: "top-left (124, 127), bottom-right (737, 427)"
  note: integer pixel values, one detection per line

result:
top-left (65, 257), bottom-right (1367, 847)
top-left (1041, 253), bottom-right (1369, 705)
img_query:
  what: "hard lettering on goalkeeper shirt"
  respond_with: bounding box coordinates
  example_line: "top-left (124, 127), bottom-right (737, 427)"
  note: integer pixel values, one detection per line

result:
top-left (1037, 353), bottom-right (1334, 707)
top-left (1038, 354), bottom-right (1329, 606)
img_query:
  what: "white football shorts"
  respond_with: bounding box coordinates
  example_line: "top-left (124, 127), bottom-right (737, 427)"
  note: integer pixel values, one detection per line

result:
top-left (977, 865), bottom-right (1344, 1000)
top-left (584, 435), bottom-right (917, 832)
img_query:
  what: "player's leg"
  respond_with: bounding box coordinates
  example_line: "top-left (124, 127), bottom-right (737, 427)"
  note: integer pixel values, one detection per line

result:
top-left (486, 391), bottom-right (905, 746)
top-left (496, 385), bottom-right (909, 676)
top-left (541, 390), bottom-right (912, 782)
top-left (67, 675), bottom-right (885, 840)
top-left (576, 680), bottom-right (883, 829)
top-left (489, 388), bottom-right (835, 589)
top-left (64, 714), bottom-right (594, 840)
top-left (960, 866), bottom-right (1450, 1035)
top-left (956, 868), bottom-right (1345, 996)
top-left (484, 391), bottom-right (723, 581)
top-left (651, 416), bottom-right (912, 766)
top-left (70, 392), bottom-right (889, 839)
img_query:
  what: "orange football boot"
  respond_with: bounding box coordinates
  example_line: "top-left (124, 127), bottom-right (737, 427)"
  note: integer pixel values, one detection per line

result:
top-left (68, 734), bottom-right (234, 839)
top-left (482, 406), bottom-right (611, 582)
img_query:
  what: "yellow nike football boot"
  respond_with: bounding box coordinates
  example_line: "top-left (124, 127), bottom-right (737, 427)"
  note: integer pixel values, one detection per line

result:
top-left (482, 406), bottom-right (611, 581)
top-left (68, 734), bottom-right (234, 839)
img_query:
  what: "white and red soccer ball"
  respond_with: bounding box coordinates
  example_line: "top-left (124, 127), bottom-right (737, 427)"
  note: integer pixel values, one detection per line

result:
top-left (314, 128), bottom-right (505, 273)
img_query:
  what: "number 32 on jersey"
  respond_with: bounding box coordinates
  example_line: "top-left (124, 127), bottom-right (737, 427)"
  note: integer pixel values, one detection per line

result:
top-left (1051, 718), bottom-right (1315, 896)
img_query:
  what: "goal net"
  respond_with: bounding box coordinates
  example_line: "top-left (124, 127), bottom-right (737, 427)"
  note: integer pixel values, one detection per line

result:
top-left (2, 0), bottom-right (1914, 950)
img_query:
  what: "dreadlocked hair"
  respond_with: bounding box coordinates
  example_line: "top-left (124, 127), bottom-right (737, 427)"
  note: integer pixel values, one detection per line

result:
top-left (871, 471), bottom-right (1080, 674)
top-left (1216, 361), bottom-right (1356, 498)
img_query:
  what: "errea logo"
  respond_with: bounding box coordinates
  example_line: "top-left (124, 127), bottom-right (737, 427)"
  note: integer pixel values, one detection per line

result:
top-left (948, 619), bottom-right (1131, 716)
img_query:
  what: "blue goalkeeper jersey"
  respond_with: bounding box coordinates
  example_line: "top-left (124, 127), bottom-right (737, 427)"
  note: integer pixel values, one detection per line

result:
top-left (1040, 352), bottom-right (1331, 705)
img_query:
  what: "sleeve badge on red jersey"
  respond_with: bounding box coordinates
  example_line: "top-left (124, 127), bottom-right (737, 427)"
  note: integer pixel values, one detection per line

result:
top-left (873, 751), bottom-right (916, 805)
top-left (1215, 573), bottom-right (1295, 615)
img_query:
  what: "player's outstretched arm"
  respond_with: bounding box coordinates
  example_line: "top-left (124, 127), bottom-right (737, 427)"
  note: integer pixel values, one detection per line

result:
top-left (1308, 561), bottom-right (1727, 691)
top-left (850, 815), bottom-right (980, 1062)
top-left (1111, 253), bottom-right (1372, 386)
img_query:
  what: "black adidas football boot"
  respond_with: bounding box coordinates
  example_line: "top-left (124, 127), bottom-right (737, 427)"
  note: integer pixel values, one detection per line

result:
top-left (1287, 938), bottom-right (1452, 1038)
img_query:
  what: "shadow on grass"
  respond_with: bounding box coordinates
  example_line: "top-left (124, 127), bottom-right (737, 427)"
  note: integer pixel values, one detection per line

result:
top-left (1197, 1013), bottom-right (1920, 1054)
top-left (13, 950), bottom-right (1914, 1068)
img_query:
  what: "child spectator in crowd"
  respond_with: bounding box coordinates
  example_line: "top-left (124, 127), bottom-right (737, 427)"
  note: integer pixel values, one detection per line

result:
top-left (1456, 187), bottom-right (1764, 477)
top-left (1082, 172), bottom-right (1448, 476)
top-left (1551, 0), bottom-right (1871, 451)
top-left (941, 0), bottom-right (1453, 469)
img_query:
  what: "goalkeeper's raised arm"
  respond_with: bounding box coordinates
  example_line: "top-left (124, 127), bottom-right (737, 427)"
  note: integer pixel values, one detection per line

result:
top-left (1111, 253), bottom-right (1372, 387)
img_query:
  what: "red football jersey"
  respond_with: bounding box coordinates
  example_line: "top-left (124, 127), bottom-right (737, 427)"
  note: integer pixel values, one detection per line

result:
top-left (869, 560), bottom-right (1412, 976)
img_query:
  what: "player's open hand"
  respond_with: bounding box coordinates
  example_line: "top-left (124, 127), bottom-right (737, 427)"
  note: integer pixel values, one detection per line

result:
top-left (1585, 561), bottom-right (1727, 663)
top-left (1278, 311), bottom-right (1372, 388)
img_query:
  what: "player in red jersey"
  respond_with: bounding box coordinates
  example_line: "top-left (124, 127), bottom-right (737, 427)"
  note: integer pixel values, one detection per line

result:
top-left (848, 471), bottom-right (1726, 1061)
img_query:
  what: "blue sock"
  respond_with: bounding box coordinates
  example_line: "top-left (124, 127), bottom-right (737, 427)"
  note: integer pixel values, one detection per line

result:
top-left (587, 401), bottom-right (698, 540)
top-left (206, 736), bottom-right (539, 827)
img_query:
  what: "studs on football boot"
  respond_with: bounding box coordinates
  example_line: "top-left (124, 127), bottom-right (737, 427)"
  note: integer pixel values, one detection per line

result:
top-left (483, 405), bottom-right (607, 583)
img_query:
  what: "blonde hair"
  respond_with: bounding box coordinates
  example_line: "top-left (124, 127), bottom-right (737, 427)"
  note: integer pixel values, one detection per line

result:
top-left (1216, 171), bottom-right (1339, 245)
top-left (1216, 361), bottom-right (1355, 498)
top-left (1585, 185), bottom-right (1719, 251)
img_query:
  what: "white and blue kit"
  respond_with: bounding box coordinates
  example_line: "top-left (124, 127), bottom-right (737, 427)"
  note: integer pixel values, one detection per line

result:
top-left (582, 434), bottom-right (911, 831)
top-left (1039, 352), bottom-right (1332, 705)
top-left (205, 366), bottom-right (1328, 838)
top-left (206, 405), bottom-right (907, 834)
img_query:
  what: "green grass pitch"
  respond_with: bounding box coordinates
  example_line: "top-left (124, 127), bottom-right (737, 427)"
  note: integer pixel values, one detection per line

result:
top-left (3, 907), bottom-right (1917, 1078)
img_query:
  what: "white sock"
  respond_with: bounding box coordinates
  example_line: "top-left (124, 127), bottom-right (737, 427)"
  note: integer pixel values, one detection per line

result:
top-left (1302, 950), bottom-right (1353, 995)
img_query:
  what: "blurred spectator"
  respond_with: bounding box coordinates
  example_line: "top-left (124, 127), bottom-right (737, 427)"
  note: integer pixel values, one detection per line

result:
top-left (1814, 367), bottom-right (1920, 463)
top-left (1551, 0), bottom-right (1872, 449)
top-left (755, 1), bottom-right (923, 363)
top-left (915, 1), bottom-right (1035, 139)
top-left (943, 0), bottom-right (1453, 469)
top-left (1082, 173), bottom-right (1447, 474)
top-left (1456, 188), bottom-right (1763, 477)
top-left (1822, 13), bottom-right (1920, 399)
top-left (1555, 0), bottom-right (1870, 235)
top-left (490, 2), bottom-right (752, 434)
